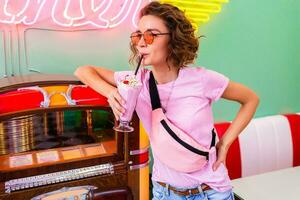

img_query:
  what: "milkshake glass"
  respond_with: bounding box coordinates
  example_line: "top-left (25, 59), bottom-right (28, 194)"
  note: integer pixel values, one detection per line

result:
top-left (113, 74), bottom-right (142, 132)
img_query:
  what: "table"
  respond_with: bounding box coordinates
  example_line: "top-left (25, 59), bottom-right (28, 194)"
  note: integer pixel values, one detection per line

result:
top-left (232, 166), bottom-right (300, 200)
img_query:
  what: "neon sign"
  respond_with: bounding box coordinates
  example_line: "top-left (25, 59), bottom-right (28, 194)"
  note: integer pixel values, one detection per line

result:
top-left (160, 0), bottom-right (229, 29)
top-left (0, 0), bottom-right (151, 28)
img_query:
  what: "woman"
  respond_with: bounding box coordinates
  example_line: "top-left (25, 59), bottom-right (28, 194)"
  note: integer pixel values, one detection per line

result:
top-left (74, 2), bottom-right (259, 200)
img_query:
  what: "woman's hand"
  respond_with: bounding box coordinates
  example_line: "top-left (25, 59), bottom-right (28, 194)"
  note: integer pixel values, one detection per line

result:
top-left (212, 141), bottom-right (229, 171)
top-left (107, 88), bottom-right (125, 121)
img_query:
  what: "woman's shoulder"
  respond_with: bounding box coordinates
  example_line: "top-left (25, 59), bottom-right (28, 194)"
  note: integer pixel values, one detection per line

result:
top-left (182, 66), bottom-right (226, 78)
top-left (182, 66), bottom-right (204, 72)
top-left (179, 66), bottom-right (228, 88)
top-left (180, 66), bottom-right (206, 78)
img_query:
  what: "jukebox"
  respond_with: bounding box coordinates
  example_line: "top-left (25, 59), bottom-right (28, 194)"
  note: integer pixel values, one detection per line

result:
top-left (0, 74), bottom-right (149, 200)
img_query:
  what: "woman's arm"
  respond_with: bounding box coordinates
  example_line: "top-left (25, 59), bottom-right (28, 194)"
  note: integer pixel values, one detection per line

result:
top-left (74, 65), bottom-right (116, 97)
top-left (74, 66), bottom-right (125, 120)
top-left (213, 80), bottom-right (260, 171)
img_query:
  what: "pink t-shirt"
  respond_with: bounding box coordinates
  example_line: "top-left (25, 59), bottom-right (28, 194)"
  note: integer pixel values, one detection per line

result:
top-left (114, 66), bottom-right (232, 192)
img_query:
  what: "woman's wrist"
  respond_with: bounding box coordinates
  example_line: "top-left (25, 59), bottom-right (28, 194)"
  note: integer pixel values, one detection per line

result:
top-left (106, 86), bottom-right (117, 98)
top-left (218, 138), bottom-right (231, 150)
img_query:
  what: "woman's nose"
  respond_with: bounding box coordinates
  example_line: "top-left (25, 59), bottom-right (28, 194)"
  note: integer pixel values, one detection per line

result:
top-left (137, 35), bottom-right (146, 47)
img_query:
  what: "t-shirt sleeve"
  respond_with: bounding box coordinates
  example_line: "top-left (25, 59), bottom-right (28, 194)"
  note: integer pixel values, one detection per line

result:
top-left (202, 68), bottom-right (230, 102)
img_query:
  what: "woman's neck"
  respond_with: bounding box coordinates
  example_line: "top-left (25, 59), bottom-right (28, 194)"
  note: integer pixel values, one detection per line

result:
top-left (151, 64), bottom-right (179, 85)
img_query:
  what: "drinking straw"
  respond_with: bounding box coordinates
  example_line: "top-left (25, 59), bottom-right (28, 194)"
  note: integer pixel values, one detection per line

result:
top-left (134, 55), bottom-right (144, 76)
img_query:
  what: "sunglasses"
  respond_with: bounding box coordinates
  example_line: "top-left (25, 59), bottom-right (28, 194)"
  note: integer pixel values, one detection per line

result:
top-left (130, 30), bottom-right (171, 45)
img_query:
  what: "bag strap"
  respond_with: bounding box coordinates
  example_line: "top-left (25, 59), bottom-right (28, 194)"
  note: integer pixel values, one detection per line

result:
top-left (149, 71), bottom-right (162, 110)
top-left (210, 129), bottom-right (216, 148)
top-left (160, 119), bottom-right (209, 159)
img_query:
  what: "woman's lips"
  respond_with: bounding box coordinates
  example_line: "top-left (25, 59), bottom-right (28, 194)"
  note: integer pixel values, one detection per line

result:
top-left (140, 52), bottom-right (149, 56)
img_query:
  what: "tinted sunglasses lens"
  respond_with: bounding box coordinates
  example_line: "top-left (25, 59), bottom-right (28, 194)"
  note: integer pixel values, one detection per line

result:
top-left (144, 31), bottom-right (154, 44)
top-left (130, 33), bottom-right (141, 45)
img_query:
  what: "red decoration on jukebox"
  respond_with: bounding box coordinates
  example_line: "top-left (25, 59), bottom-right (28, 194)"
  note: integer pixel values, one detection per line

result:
top-left (0, 89), bottom-right (44, 113)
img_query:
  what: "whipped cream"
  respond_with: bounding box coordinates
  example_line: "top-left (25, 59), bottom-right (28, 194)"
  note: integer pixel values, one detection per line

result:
top-left (119, 75), bottom-right (141, 87)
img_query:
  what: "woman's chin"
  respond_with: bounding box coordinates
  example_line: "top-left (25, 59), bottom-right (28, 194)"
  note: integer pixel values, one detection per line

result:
top-left (142, 59), bottom-right (151, 66)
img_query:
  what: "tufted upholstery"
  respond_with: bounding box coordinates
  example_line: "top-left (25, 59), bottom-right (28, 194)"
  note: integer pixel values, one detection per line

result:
top-left (215, 113), bottom-right (300, 180)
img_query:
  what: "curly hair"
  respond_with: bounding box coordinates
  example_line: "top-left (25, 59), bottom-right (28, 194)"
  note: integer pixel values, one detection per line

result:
top-left (129, 1), bottom-right (200, 69)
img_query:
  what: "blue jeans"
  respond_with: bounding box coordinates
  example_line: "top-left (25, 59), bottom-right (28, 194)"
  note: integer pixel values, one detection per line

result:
top-left (152, 181), bottom-right (235, 200)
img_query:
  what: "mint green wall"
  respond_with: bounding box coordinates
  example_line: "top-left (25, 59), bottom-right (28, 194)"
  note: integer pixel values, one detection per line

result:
top-left (196, 0), bottom-right (300, 121)
top-left (0, 0), bottom-right (299, 120)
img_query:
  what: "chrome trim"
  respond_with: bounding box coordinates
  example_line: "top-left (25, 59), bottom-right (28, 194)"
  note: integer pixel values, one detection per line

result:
top-left (17, 86), bottom-right (50, 108)
top-left (65, 84), bottom-right (87, 105)
top-left (47, 91), bottom-right (77, 106)
top-left (65, 84), bottom-right (77, 105)
top-left (129, 160), bottom-right (149, 171)
top-left (60, 91), bottom-right (75, 105)
top-left (5, 163), bottom-right (114, 193)
top-left (129, 146), bottom-right (149, 156)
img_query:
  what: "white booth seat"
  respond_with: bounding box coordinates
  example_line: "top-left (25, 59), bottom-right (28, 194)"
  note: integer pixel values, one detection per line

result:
top-left (215, 113), bottom-right (300, 180)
